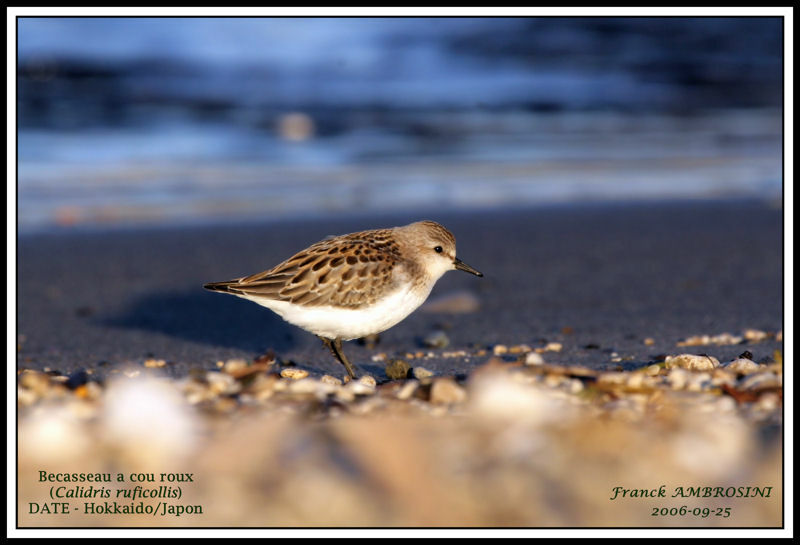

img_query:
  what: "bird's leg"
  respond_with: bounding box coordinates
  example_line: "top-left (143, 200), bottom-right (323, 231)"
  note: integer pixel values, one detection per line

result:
top-left (318, 336), bottom-right (358, 379)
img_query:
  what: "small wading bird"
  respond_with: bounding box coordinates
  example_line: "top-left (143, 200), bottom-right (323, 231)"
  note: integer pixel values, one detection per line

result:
top-left (204, 220), bottom-right (483, 378)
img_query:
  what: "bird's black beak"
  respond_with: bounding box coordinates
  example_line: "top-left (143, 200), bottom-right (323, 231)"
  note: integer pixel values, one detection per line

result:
top-left (454, 258), bottom-right (483, 277)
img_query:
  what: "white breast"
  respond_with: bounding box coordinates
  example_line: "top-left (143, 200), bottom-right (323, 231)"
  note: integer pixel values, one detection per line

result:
top-left (237, 283), bottom-right (432, 340)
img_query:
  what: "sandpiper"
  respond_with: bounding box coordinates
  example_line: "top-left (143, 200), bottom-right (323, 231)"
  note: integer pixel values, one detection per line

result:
top-left (204, 220), bottom-right (483, 378)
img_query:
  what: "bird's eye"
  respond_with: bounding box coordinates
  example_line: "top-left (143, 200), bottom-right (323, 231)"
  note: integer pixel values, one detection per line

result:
top-left (434, 246), bottom-right (443, 253)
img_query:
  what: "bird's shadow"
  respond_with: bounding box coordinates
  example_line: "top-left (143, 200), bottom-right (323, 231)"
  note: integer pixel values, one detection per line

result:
top-left (99, 288), bottom-right (298, 353)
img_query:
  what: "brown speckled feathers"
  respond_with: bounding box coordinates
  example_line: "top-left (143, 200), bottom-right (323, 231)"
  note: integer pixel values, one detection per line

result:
top-left (205, 228), bottom-right (406, 308)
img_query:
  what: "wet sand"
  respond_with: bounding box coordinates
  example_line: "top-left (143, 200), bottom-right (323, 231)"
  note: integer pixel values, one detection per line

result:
top-left (16, 199), bottom-right (784, 380)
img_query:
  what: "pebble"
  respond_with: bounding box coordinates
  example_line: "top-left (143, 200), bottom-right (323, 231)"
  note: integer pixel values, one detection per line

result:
top-left (429, 378), bottom-right (467, 405)
top-left (74, 382), bottom-right (102, 401)
top-left (334, 388), bottom-right (356, 403)
top-left (677, 333), bottom-right (743, 346)
top-left (685, 372), bottom-right (712, 392)
top-left (424, 330), bottom-right (450, 349)
top-left (644, 337), bottom-right (655, 346)
top-left (723, 358), bottom-right (761, 375)
top-left (598, 372), bottom-right (628, 385)
top-left (280, 368), bottom-right (309, 380)
top-left (667, 368), bottom-right (689, 390)
top-left (743, 329), bottom-right (769, 342)
top-left (320, 374), bottom-right (343, 386)
top-left (182, 379), bottom-right (213, 404)
top-left (19, 370), bottom-right (51, 396)
top-left (524, 352), bottom-right (545, 366)
top-left (344, 378), bottom-right (375, 396)
top-left (17, 385), bottom-right (37, 407)
top-left (626, 373), bottom-right (645, 389)
top-left (442, 350), bottom-right (468, 358)
top-left (665, 354), bottom-right (719, 371)
top-left (738, 372), bottom-right (782, 391)
top-left (288, 378), bottom-right (334, 397)
top-left (493, 345), bottom-right (508, 356)
top-left (144, 358), bottom-right (167, 368)
top-left (385, 359), bottom-right (411, 380)
top-left (753, 392), bottom-right (780, 412)
top-left (66, 370), bottom-right (89, 389)
top-left (543, 374), bottom-right (563, 388)
top-left (544, 342), bottom-right (562, 352)
top-left (221, 359), bottom-right (249, 374)
top-left (206, 371), bottom-right (241, 395)
top-left (412, 367), bottom-right (434, 380)
top-left (359, 375), bottom-right (377, 388)
top-left (711, 368), bottom-right (737, 387)
top-left (396, 380), bottom-right (420, 400)
top-left (645, 364), bottom-right (662, 376)
top-left (567, 379), bottom-right (584, 394)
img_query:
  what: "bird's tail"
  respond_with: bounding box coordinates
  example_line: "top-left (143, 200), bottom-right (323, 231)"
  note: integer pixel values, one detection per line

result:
top-left (203, 281), bottom-right (239, 294)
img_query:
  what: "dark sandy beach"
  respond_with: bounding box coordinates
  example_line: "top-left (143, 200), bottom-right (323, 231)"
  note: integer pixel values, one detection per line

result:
top-left (16, 199), bottom-right (784, 380)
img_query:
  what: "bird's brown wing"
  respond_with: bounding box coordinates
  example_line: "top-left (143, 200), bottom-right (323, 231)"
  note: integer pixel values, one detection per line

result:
top-left (206, 230), bottom-right (404, 308)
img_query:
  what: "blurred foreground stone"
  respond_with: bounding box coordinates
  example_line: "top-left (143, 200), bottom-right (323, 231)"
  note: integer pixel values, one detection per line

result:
top-left (17, 352), bottom-right (782, 527)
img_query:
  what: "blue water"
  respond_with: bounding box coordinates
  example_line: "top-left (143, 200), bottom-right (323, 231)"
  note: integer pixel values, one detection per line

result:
top-left (15, 17), bottom-right (784, 231)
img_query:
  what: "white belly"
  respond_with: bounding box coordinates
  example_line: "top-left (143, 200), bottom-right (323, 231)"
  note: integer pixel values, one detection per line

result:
top-left (237, 284), bottom-right (431, 340)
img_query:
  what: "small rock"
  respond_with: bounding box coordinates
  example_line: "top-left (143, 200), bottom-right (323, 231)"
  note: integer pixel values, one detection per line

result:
top-left (144, 358), bottom-right (167, 369)
top-left (644, 337), bottom-right (655, 346)
top-left (423, 330), bottom-right (450, 349)
top-left (547, 342), bottom-right (563, 352)
top-left (543, 374), bottom-right (563, 388)
top-left (598, 372), bottom-right (628, 385)
top-left (396, 380), bottom-right (420, 400)
top-left (66, 370), bottom-right (89, 389)
top-left (385, 359), bottom-right (411, 380)
top-left (493, 345), bottom-right (508, 356)
top-left (567, 379), bottom-right (584, 394)
top-left (645, 364), bottom-right (662, 376)
top-left (626, 373), bottom-right (645, 389)
top-left (665, 354), bottom-right (720, 371)
top-left (19, 370), bottom-right (51, 396)
top-left (739, 372), bottom-right (782, 391)
top-left (358, 375), bottom-right (377, 388)
top-left (430, 378), bottom-right (467, 405)
top-left (686, 372), bottom-right (712, 392)
top-left (724, 358), bottom-right (761, 375)
top-left (320, 374), bottom-right (342, 386)
top-left (753, 392), bottom-right (780, 412)
top-left (280, 368), bottom-right (309, 380)
top-left (345, 378), bottom-right (375, 396)
top-left (743, 329), bottom-right (769, 342)
top-left (524, 352), bottom-right (545, 366)
top-left (221, 359), bottom-right (248, 374)
top-left (74, 381), bottom-right (102, 401)
top-left (288, 378), bottom-right (333, 397)
top-left (206, 371), bottom-right (241, 395)
top-left (667, 368), bottom-right (689, 390)
top-left (677, 333), bottom-right (743, 346)
top-left (412, 367), bottom-right (434, 380)
top-left (17, 385), bottom-right (38, 406)
top-left (711, 368), bottom-right (737, 387)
